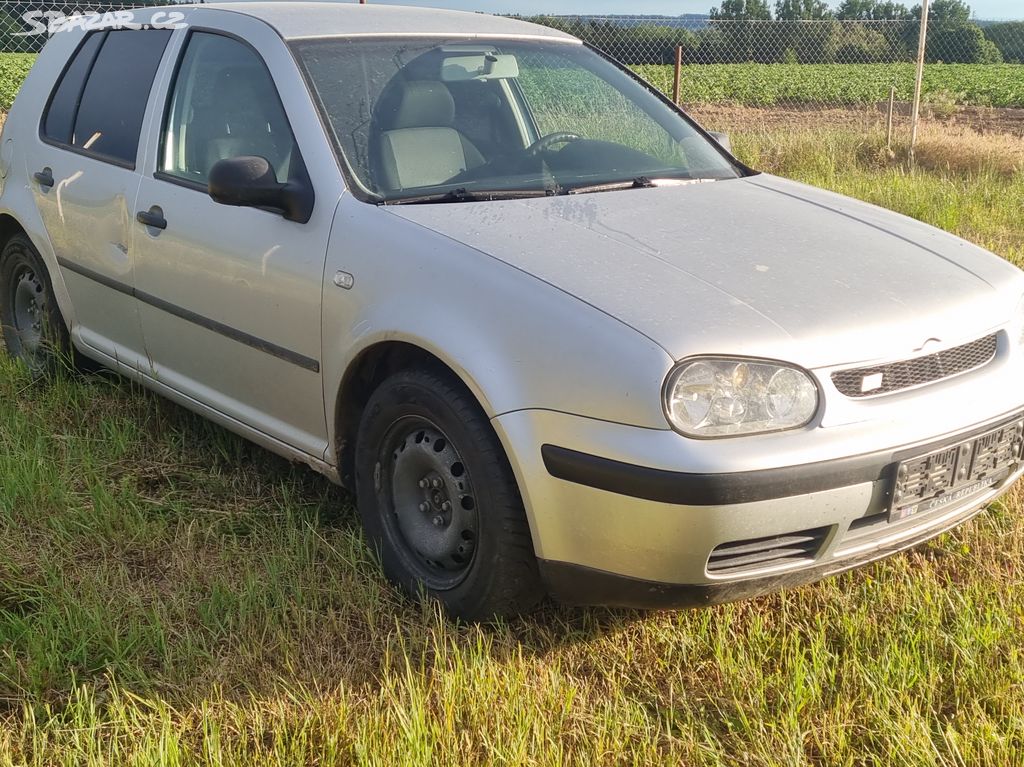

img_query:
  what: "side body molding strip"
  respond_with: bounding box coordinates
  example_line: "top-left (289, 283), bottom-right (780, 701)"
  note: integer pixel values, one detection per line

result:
top-left (56, 256), bottom-right (321, 373)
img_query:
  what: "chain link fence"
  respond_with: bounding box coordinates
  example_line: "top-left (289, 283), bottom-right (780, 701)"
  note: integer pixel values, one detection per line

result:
top-left (527, 15), bottom-right (1024, 143)
top-left (0, 3), bottom-right (1022, 143)
top-left (0, 1), bottom-right (174, 53)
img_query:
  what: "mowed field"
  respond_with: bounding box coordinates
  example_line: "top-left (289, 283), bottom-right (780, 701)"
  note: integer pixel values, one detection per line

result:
top-left (1, 54), bottom-right (1024, 765)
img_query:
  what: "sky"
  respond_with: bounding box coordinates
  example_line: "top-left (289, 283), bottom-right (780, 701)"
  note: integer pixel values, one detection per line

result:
top-left (368, 0), bottom-right (1023, 20)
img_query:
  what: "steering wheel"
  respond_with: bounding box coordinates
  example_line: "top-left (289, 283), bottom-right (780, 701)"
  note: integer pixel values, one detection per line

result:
top-left (526, 132), bottom-right (583, 157)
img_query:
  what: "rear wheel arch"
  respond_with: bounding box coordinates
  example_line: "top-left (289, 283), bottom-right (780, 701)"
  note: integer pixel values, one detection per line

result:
top-left (0, 225), bottom-right (97, 374)
top-left (0, 214), bottom-right (27, 251)
top-left (0, 229), bottom-right (70, 373)
top-left (0, 215), bottom-right (72, 322)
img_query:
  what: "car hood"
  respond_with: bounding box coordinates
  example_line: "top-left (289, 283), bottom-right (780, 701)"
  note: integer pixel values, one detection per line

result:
top-left (386, 174), bottom-right (1023, 369)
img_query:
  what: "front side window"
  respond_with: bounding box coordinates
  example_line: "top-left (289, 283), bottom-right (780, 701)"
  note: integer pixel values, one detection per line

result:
top-left (43, 29), bottom-right (171, 166)
top-left (160, 32), bottom-right (298, 186)
top-left (293, 37), bottom-right (742, 202)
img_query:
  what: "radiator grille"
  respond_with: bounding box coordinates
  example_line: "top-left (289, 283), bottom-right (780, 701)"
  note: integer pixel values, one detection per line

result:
top-left (706, 527), bottom-right (831, 576)
top-left (832, 334), bottom-right (997, 398)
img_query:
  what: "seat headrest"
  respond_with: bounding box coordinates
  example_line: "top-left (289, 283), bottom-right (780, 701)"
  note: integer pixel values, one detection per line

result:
top-left (213, 65), bottom-right (267, 97)
top-left (385, 81), bottom-right (456, 130)
top-left (210, 65), bottom-right (274, 132)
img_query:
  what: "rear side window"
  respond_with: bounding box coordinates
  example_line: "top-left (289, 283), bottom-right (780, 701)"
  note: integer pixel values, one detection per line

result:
top-left (42, 30), bottom-right (171, 167)
top-left (43, 32), bottom-right (104, 144)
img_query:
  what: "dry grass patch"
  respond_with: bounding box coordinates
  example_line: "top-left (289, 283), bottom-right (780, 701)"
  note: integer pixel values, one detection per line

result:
top-left (730, 124), bottom-right (1024, 267)
top-left (732, 122), bottom-right (1024, 180)
top-left (913, 123), bottom-right (1024, 177)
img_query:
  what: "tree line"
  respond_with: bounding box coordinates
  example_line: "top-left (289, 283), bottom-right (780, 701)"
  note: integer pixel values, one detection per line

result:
top-left (530, 1), bottom-right (1020, 65)
top-left (0, 0), bottom-right (1019, 64)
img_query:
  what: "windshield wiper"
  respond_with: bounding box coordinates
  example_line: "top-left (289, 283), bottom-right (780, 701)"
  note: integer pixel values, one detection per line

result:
top-left (566, 177), bottom-right (662, 196)
top-left (382, 187), bottom-right (558, 205)
top-left (566, 176), bottom-right (720, 196)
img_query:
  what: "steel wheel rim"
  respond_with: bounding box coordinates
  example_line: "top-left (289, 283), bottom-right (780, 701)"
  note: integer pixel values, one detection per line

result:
top-left (10, 263), bottom-right (46, 362)
top-left (382, 416), bottom-right (479, 590)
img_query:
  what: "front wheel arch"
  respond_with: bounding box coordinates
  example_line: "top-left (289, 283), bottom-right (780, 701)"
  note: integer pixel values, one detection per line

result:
top-left (353, 364), bottom-right (544, 618)
top-left (334, 341), bottom-right (487, 490)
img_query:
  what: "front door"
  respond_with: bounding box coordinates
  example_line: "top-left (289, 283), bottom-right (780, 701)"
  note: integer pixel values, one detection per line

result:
top-left (133, 31), bottom-right (330, 456)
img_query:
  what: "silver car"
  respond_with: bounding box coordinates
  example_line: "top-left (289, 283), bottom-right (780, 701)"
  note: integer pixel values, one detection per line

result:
top-left (2, 3), bottom-right (1023, 619)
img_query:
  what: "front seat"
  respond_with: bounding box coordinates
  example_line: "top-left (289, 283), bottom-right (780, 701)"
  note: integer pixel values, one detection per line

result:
top-left (377, 80), bottom-right (485, 191)
top-left (193, 65), bottom-right (291, 181)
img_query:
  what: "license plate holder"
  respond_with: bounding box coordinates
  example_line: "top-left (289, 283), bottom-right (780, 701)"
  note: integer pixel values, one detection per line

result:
top-left (891, 418), bottom-right (1024, 522)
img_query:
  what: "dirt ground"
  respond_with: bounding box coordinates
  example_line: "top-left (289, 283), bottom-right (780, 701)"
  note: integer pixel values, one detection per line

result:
top-left (4, 101), bottom-right (1021, 138)
top-left (686, 102), bottom-right (1024, 139)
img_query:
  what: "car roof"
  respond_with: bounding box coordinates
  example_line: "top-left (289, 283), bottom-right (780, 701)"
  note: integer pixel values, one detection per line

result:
top-left (182, 2), bottom-right (580, 42)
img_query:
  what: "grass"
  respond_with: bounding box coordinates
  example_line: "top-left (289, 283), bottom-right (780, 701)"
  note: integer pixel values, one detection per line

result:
top-left (3, 344), bottom-right (1024, 765)
top-left (2, 77), bottom-right (1024, 763)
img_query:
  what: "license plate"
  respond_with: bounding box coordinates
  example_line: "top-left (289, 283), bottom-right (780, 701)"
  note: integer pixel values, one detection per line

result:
top-left (891, 418), bottom-right (1024, 522)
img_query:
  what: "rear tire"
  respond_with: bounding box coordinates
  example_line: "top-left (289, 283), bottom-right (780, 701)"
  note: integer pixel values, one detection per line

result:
top-left (355, 366), bottom-right (543, 621)
top-left (0, 234), bottom-right (78, 377)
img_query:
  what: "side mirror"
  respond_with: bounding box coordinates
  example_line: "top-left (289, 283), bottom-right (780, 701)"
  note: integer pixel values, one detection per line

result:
top-left (208, 156), bottom-right (314, 224)
top-left (708, 131), bottom-right (732, 153)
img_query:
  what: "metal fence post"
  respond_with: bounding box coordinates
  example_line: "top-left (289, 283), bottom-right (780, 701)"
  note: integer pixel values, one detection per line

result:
top-left (886, 85), bottom-right (896, 154)
top-left (910, 0), bottom-right (930, 161)
top-left (672, 45), bottom-right (683, 106)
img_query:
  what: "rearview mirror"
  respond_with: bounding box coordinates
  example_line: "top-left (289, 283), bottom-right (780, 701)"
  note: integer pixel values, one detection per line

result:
top-left (208, 156), bottom-right (314, 224)
top-left (441, 53), bottom-right (520, 82)
top-left (708, 131), bottom-right (732, 153)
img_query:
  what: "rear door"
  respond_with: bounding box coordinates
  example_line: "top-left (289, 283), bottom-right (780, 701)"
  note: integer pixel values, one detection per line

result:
top-left (132, 28), bottom-right (336, 457)
top-left (24, 28), bottom-right (172, 366)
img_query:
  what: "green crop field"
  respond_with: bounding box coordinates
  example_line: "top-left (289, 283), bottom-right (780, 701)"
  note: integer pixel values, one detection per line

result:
top-left (3, 53), bottom-right (1024, 111)
top-left (0, 54), bottom-right (35, 111)
top-left (636, 62), bottom-right (1024, 108)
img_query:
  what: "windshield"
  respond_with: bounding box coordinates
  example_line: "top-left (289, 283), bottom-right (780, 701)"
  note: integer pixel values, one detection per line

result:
top-left (292, 37), bottom-right (743, 203)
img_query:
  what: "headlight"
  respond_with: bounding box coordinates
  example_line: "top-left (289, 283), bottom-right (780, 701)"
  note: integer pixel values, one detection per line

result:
top-left (664, 358), bottom-right (819, 437)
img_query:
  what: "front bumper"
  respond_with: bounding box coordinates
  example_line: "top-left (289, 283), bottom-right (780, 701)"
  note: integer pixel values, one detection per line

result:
top-left (493, 408), bottom-right (1024, 608)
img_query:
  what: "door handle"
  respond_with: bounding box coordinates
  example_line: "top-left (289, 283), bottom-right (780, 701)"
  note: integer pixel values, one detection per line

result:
top-left (33, 168), bottom-right (54, 188)
top-left (136, 206), bottom-right (167, 230)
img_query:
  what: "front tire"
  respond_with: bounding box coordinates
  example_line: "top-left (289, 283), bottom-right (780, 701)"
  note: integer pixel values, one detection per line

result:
top-left (355, 367), bottom-right (543, 620)
top-left (0, 234), bottom-right (75, 376)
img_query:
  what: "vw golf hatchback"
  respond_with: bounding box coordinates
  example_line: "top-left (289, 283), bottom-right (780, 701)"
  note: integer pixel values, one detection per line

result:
top-left (2, 3), bottom-right (1024, 619)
